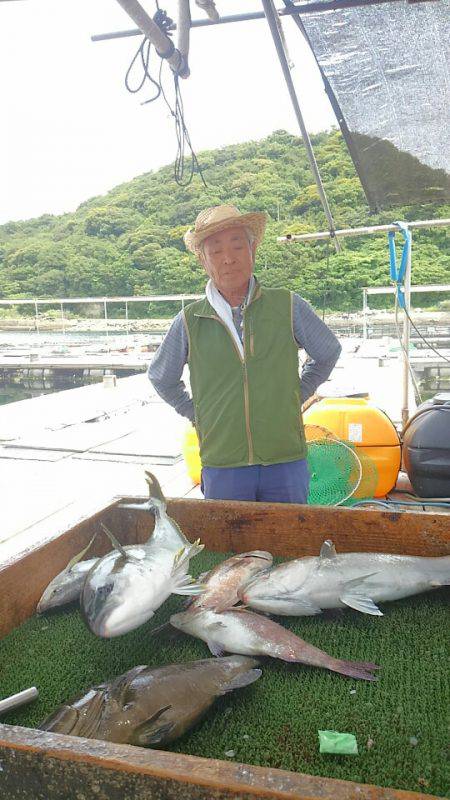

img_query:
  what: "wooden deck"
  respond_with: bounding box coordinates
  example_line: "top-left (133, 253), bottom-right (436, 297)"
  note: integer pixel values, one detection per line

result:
top-left (0, 373), bottom-right (201, 564)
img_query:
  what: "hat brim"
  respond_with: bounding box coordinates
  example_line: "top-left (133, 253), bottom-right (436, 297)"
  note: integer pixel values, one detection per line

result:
top-left (184, 212), bottom-right (267, 255)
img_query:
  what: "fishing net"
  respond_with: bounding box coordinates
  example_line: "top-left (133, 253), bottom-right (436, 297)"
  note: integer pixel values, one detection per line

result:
top-left (305, 425), bottom-right (378, 506)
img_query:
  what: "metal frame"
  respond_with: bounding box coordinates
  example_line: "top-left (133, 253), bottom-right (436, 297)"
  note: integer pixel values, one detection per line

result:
top-left (278, 217), bottom-right (450, 425)
top-left (92, 1), bottom-right (434, 41)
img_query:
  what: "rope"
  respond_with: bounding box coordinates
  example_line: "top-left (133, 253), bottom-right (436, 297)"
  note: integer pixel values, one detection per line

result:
top-left (123, 5), bottom-right (207, 188)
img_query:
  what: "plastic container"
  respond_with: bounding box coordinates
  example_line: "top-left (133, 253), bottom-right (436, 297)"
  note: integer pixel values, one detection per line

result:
top-left (402, 392), bottom-right (450, 498)
top-left (304, 398), bottom-right (401, 497)
top-left (182, 424), bottom-right (201, 485)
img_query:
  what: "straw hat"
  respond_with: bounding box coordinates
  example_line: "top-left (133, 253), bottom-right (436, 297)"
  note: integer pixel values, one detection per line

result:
top-left (184, 205), bottom-right (267, 255)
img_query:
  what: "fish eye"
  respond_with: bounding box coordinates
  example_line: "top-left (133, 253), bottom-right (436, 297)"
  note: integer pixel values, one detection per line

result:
top-left (96, 583), bottom-right (114, 600)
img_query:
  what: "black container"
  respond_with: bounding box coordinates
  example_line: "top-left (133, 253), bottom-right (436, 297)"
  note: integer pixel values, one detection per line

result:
top-left (402, 393), bottom-right (450, 498)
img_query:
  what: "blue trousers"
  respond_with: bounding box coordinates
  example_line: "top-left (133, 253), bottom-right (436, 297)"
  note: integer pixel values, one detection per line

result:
top-left (201, 459), bottom-right (310, 504)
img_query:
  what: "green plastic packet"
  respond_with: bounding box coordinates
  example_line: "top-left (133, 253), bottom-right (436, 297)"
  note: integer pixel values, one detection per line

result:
top-left (318, 730), bottom-right (358, 755)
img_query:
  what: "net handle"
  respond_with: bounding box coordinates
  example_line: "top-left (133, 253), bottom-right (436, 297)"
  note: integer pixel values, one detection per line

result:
top-left (334, 440), bottom-right (363, 507)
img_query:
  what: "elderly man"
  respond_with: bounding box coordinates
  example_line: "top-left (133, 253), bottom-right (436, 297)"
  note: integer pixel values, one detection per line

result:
top-left (149, 205), bottom-right (341, 503)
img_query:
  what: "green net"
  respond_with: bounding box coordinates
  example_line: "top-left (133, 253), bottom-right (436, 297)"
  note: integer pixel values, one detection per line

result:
top-left (305, 426), bottom-right (378, 507)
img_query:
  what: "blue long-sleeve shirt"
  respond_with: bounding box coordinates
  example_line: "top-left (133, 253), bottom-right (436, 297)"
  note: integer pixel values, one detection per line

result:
top-left (148, 292), bottom-right (341, 424)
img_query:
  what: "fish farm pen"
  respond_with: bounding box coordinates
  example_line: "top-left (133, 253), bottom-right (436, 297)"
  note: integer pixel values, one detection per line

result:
top-left (0, 498), bottom-right (448, 800)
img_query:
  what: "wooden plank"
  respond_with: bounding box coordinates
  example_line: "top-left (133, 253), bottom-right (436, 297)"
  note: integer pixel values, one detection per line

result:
top-left (0, 724), bottom-right (439, 800)
top-left (1, 499), bottom-right (449, 639)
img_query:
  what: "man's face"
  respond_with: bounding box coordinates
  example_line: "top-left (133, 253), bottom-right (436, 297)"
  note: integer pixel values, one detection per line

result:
top-left (200, 225), bottom-right (256, 299)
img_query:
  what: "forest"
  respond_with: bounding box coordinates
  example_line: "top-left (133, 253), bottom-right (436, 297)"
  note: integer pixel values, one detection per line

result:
top-left (1, 129), bottom-right (448, 315)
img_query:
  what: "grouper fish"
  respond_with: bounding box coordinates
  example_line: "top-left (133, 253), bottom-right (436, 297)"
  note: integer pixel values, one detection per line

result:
top-left (189, 550), bottom-right (273, 612)
top-left (39, 656), bottom-right (261, 746)
top-left (239, 539), bottom-right (450, 617)
top-left (81, 472), bottom-right (204, 638)
top-left (170, 607), bottom-right (379, 681)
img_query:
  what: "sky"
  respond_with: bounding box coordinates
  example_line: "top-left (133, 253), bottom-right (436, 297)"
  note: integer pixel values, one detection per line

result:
top-left (0, 0), bottom-right (336, 224)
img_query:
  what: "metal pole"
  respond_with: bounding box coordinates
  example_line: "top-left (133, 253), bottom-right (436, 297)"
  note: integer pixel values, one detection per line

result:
top-left (261, 0), bottom-right (340, 251)
top-left (125, 300), bottom-right (130, 350)
top-left (278, 217), bottom-right (450, 243)
top-left (362, 288), bottom-right (368, 340)
top-left (34, 300), bottom-right (39, 335)
top-left (0, 688), bottom-right (38, 716)
top-left (60, 301), bottom-right (65, 336)
top-left (104, 299), bottom-right (109, 349)
top-left (402, 230), bottom-right (412, 428)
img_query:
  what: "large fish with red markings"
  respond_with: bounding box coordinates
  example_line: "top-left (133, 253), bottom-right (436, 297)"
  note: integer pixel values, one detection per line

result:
top-left (170, 606), bottom-right (379, 681)
top-left (189, 550), bottom-right (273, 612)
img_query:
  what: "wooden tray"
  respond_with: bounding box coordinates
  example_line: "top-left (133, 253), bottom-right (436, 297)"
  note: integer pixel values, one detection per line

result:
top-left (1, 499), bottom-right (449, 800)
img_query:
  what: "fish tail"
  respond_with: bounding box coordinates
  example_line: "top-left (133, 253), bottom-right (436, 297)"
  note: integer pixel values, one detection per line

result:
top-left (145, 471), bottom-right (167, 510)
top-left (329, 658), bottom-right (380, 682)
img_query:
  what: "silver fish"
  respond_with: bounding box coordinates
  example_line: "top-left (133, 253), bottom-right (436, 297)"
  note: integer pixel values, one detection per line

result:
top-left (39, 656), bottom-right (261, 746)
top-left (81, 472), bottom-right (204, 638)
top-left (239, 539), bottom-right (450, 617)
top-left (170, 607), bottom-right (379, 681)
top-left (189, 550), bottom-right (273, 612)
top-left (37, 534), bottom-right (99, 613)
top-left (37, 558), bottom-right (98, 613)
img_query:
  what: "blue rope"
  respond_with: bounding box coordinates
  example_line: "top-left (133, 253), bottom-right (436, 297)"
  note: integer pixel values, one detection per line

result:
top-left (388, 221), bottom-right (411, 309)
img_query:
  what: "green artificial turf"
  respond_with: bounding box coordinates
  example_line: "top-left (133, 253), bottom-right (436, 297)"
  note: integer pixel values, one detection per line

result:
top-left (1, 550), bottom-right (448, 796)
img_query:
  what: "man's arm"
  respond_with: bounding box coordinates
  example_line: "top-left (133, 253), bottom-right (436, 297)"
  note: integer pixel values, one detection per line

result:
top-left (148, 312), bottom-right (195, 422)
top-left (292, 294), bottom-right (341, 403)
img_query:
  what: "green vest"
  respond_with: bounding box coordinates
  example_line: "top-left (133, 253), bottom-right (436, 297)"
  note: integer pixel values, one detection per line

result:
top-left (183, 282), bottom-right (307, 468)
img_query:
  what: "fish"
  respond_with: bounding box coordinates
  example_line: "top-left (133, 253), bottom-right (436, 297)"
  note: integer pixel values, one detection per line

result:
top-left (170, 607), bottom-right (379, 681)
top-left (81, 472), bottom-right (204, 638)
top-left (39, 656), bottom-right (261, 746)
top-left (37, 534), bottom-right (99, 613)
top-left (239, 540), bottom-right (450, 617)
top-left (188, 550), bottom-right (273, 612)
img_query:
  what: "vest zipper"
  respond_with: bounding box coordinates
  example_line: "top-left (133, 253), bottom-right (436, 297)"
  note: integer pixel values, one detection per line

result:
top-left (242, 309), bottom-right (254, 464)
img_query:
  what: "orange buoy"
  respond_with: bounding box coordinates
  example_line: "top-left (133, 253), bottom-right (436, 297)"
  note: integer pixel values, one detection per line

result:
top-left (304, 398), bottom-right (401, 497)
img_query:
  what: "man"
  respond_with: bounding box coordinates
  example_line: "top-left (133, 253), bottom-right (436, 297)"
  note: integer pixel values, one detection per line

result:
top-left (149, 205), bottom-right (341, 503)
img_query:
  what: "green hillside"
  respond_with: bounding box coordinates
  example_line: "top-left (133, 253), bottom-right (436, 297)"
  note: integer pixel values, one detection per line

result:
top-left (1, 130), bottom-right (448, 312)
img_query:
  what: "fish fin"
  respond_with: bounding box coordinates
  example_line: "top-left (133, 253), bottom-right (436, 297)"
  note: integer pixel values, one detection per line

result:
top-left (66, 532), bottom-right (98, 572)
top-left (171, 574), bottom-right (206, 596)
top-left (220, 668), bottom-right (262, 694)
top-left (207, 638), bottom-right (225, 657)
top-left (329, 659), bottom-right (380, 682)
top-left (39, 705), bottom-right (79, 735)
top-left (100, 524), bottom-right (128, 559)
top-left (213, 600), bottom-right (241, 613)
top-left (145, 471), bottom-right (167, 508)
top-left (132, 706), bottom-right (173, 746)
top-left (264, 596), bottom-right (322, 616)
top-left (340, 593), bottom-right (383, 616)
top-left (319, 539), bottom-right (337, 560)
top-left (340, 572), bottom-right (383, 616)
top-left (139, 722), bottom-right (176, 747)
top-left (172, 540), bottom-right (205, 574)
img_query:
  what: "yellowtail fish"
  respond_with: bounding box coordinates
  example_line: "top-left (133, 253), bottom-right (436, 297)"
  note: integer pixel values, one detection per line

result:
top-left (81, 472), bottom-right (204, 637)
top-left (239, 539), bottom-right (450, 617)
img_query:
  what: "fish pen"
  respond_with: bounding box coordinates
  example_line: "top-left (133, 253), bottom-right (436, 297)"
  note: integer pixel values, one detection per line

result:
top-left (0, 498), bottom-right (448, 800)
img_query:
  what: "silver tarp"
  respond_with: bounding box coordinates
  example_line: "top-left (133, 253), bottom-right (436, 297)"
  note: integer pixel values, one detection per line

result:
top-left (298, 0), bottom-right (450, 210)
